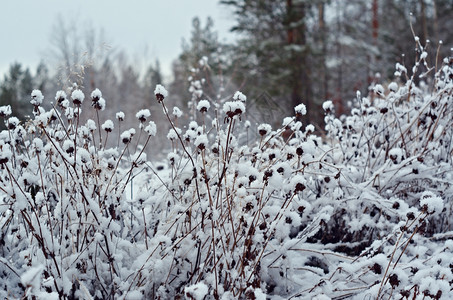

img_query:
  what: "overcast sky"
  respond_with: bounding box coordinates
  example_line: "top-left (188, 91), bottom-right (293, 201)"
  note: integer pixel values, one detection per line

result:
top-left (0, 0), bottom-right (235, 80)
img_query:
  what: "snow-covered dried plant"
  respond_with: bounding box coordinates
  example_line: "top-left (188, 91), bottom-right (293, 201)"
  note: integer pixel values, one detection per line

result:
top-left (1, 47), bottom-right (453, 300)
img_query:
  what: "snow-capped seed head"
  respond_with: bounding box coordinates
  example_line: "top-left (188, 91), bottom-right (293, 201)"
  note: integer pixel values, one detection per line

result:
top-left (291, 175), bottom-right (306, 193)
top-left (120, 129), bottom-right (134, 144)
top-left (258, 123), bottom-right (272, 136)
top-left (374, 84), bottom-right (385, 96)
top-left (233, 91), bottom-right (247, 102)
top-left (55, 90), bottom-right (67, 105)
top-left (194, 134), bottom-right (208, 150)
top-left (85, 119), bottom-right (96, 131)
top-left (101, 120), bottom-right (114, 133)
top-left (294, 103), bottom-right (307, 117)
top-left (282, 117), bottom-right (294, 129)
top-left (144, 121), bottom-right (157, 136)
top-left (0, 105), bottom-right (12, 118)
top-left (420, 191), bottom-right (444, 215)
top-left (32, 138), bottom-right (43, 153)
top-left (197, 100), bottom-right (210, 113)
top-left (30, 90), bottom-right (44, 106)
top-left (71, 89), bottom-right (85, 106)
top-left (223, 101), bottom-right (245, 119)
top-left (305, 124), bottom-right (315, 134)
top-left (172, 107), bottom-right (182, 118)
top-left (7, 117), bottom-right (19, 130)
top-left (136, 109), bottom-right (151, 123)
top-left (91, 88), bottom-right (102, 102)
top-left (154, 84), bottom-right (168, 102)
top-left (116, 111), bottom-right (125, 121)
top-left (62, 140), bottom-right (75, 154)
top-left (189, 121), bottom-right (198, 130)
top-left (388, 148), bottom-right (404, 164)
top-left (388, 82), bottom-right (398, 93)
top-left (0, 143), bottom-right (12, 164)
top-left (92, 97), bottom-right (106, 111)
top-left (323, 100), bottom-right (334, 114)
top-left (167, 128), bottom-right (181, 141)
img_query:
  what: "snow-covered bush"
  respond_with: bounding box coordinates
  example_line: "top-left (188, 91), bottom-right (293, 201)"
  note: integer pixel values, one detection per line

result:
top-left (0, 49), bottom-right (452, 299)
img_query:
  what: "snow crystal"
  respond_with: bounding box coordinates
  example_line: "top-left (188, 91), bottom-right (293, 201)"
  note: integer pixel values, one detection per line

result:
top-left (144, 121), bottom-right (157, 136)
top-left (233, 91), bottom-right (247, 102)
top-left (184, 282), bottom-right (208, 300)
top-left (101, 120), bottom-right (114, 132)
top-left (420, 191), bottom-right (444, 215)
top-left (136, 109), bottom-right (151, 122)
top-left (30, 90), bottom-right (44, 106)
top-left (197, 100), bottom-right (210, 112)
top-left (294, 103), bottom-right (307, 116)
top-left (420, 51), bottom-right (428, 60)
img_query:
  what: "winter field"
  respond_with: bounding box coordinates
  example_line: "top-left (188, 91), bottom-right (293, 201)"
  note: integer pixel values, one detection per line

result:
top-left (1, 49), bottom-right (453, 299)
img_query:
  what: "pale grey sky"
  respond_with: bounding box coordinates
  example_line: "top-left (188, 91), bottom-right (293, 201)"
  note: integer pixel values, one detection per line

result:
top-left (0, 0), bottom-right (235, 79)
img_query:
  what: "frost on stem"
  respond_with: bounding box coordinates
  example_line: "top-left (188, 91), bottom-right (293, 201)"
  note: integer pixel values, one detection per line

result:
top-left (154, 84), bottom-right (168, 102)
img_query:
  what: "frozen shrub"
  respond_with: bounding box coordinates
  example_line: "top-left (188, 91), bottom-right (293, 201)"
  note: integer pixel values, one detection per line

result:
top-left (1, 49), bottom-right (453, 300)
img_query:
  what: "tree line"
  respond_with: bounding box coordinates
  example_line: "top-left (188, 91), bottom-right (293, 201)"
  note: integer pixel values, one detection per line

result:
top-left (1, 0), bottom-right (452, 132)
